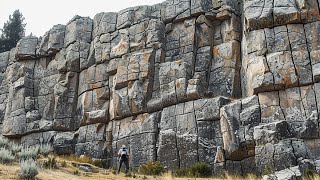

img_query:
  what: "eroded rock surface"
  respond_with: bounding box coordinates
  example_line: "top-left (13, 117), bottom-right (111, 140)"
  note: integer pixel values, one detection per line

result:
top-left (2, 0), bottom-right (320, 177)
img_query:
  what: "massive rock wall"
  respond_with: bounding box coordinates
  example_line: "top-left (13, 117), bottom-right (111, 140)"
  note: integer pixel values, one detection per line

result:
top-left (1, 0), bottom-right (320, 176)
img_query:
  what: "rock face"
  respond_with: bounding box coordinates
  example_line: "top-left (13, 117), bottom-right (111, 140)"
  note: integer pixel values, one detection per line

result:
top-left (2, 0), bottom-right (320, 176)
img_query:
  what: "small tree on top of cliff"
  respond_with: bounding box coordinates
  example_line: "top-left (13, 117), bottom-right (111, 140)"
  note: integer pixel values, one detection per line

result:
top-left (0, 9), bottom-right (26, 53)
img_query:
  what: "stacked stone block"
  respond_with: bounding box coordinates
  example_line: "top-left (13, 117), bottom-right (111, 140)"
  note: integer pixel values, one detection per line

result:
top-left (3, 0), bottom-right (320, 177)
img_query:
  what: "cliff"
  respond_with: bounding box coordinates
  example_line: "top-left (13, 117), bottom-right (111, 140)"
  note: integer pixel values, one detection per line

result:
top-left (1, 0), bottom-right (320, 177)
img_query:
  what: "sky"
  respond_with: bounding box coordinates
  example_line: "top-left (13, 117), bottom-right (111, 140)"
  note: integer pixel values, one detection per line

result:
top-left (0, 0), bottom-right (165, 37)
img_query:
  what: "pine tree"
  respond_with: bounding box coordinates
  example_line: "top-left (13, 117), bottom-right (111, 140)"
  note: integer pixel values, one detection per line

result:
top-left (0, 10), bottom-right (26, 53)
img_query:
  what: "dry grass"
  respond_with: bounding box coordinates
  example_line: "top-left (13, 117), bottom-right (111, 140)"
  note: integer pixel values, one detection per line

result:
top-left (0, 157), bottom-right (317, 180)
top-left (223, 173), bottom-right (258, 180)
top-left (59, 154), bottom-right (104, 167)
top-left (0, 156), bottom-right (263, 180)
top-left (303, 174), bottom-right (320, 180)
top-left (0, 162), bottom-right (262, 180)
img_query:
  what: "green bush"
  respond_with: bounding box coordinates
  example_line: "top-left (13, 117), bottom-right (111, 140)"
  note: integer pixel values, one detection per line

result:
top-left (189, 162), bottom-right (211, 177)
top-left (138, 161), bottom-right (165, 176)
top-left (19, 146), bottom-right (39, 160)
top-left (0, 148), bottom-right (15, 164)
top-left (20, 158), bottom-right (38, 180)
top-left (39, 144), bottom-right (53, 157)
top-left (174, 162), bottom-right (211, 178)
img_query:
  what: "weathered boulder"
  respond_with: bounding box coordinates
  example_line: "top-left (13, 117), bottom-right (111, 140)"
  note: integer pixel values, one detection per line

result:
top-left (38, 24), bottom-right (66, 56)
top-left (3, 0), bottom-right (320, 176)
top-left (15, 36), bottom-right (38, 60)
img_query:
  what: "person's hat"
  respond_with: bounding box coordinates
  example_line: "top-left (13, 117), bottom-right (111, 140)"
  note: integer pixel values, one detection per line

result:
top-left (121, 144), bottom-right (126, 148)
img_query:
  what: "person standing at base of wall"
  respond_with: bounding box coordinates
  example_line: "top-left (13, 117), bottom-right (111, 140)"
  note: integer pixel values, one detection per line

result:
top-left (117, 144), bottom-right (129, 174)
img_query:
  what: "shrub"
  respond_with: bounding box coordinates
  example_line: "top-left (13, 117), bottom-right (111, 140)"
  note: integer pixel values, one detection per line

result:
top-left (138, 161), bottom-right (165, 176)
top-left (189, 162), bottom-right (211, 177)
top-left (20, 158), bottom-right (38, 180)
top-left (0, 148), bottom-right (15, 164)
top-left (174, 162), bottom-right (211, 178)
top-left (0, 137), bottom-right (9, 148)
top-left (61, 160), bottom-right (67, 167)
top-left (39, 144), bottom-right (53, 157)
top-left (43, 157), bottom-right (57, 169)
top-left (9, 142), bottom-right (22, 155)
top-left (19, 146), bottom-right (39, 160)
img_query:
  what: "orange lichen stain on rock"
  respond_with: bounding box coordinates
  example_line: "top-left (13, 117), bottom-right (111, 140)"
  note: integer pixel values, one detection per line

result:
top-left (213, 47), bottom-right (219, 56)
top-left (283, 74), bottom-right (293, 86)
top-left (90, 83), bottom-right (98, 89)
top-left (176, 82), bottom-right (181, 89)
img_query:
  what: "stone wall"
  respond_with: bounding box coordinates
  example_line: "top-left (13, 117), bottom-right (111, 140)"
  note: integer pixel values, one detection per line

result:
top-left (1, 0), bottom-right (320, 176)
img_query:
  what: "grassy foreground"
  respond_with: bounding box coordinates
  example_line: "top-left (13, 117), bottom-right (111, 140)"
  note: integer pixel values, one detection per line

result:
top-left (1, 158), bottom-right (320, 180)
top-left (0, 155), bottom-right (259, 180)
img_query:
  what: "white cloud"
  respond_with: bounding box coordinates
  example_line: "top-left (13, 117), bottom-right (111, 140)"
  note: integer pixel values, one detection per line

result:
top-left (0, 0), bottom-right (164, 37)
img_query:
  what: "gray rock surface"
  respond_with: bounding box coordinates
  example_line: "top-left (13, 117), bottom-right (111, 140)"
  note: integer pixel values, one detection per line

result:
top-left (2, 0), bottom-right (320, 176)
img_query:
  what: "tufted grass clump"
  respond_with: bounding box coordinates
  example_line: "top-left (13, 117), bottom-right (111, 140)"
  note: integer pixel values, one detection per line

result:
top-left (0, 137), bottom-right (9, 148)
top-left (61, 160), bottom-right (67, 167)
top-left (138, 161), bottom-right (165, 176)
top-left (19, 158), bottom-right (38, 180)
top-left (9, 142), bottom-right (22, 155)
top-left (174, 168), bottom-right (189, 177)
top-left (19, 146), bottom-right (39, 160)
top-left (0, 148), bottom-right (15, 164)
top-left (43, 156), bottom-right (57, 169)
top-left (39, 143), bottom-right (53, 157)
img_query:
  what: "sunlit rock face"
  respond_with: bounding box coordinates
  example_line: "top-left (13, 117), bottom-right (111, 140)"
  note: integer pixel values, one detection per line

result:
top-left (2, 0), bottom-right (320, 177)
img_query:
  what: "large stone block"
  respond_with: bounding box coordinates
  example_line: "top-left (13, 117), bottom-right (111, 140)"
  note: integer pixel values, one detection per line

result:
top-left (244, 56), bottom-right (274, 96)
top-left (259, 91), bottom-right (286, 123)
top-left (244, 0), bottom-right (273, 30)
top-left (244, 0), bottom-right (320, 30)
top-left (161, 0), bottom-right (191, 22)
top-left (20, 131), bottom-right (56, 146)
top-left (165, 19), bottom-right (196, 57)
top-left (157, 129), bottom-right (179, 169)
top-left (209, 67), bottom-right (241, 98)
top-left (212, 40), bottom-right (240, 71)
top-left (53, 132), bottom-right (75, 155)
top-left (38, 24), bottom-right (66, 56)
top-left (64, 16), bottom-right (93, 47)
top-left (220, 101), bottom-right (242, 160)
top-left (116, 6), bottom-right (151, 29)
top-left (191, 0), bottom-right (213, 15)
top-left (266, 51), bottom-right (298, 90)
top-left (93, 12), bottom-right (117, 38)
top-left (198, 120), bottom-right (223, 165)
top-left (253, 121), bottom-right (291, 146)
top-left (15, 36), bottom-right (38, 60)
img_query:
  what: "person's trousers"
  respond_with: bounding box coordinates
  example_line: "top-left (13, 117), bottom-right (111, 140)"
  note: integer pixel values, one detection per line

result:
top-left (118, 159), bottom-right (129, 174)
